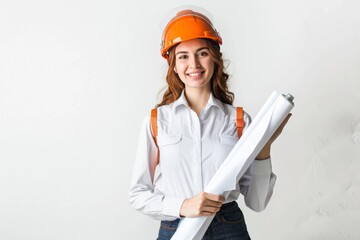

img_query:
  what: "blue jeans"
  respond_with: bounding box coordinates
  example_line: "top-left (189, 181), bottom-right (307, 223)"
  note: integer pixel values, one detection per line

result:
top-left (157, 201), bottom-right (251, 240)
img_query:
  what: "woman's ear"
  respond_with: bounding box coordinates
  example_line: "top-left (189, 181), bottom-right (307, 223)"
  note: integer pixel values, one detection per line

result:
top-left (173, 67), bottom-right (177, 73)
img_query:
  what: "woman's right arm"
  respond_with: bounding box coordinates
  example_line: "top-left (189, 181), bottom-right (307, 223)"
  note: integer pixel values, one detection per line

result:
top-left (128, 117), bottom-right (185, 220)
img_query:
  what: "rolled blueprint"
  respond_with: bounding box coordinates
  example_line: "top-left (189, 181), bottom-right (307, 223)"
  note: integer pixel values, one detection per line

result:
top-left (171, 91), bottom-right (294, 240)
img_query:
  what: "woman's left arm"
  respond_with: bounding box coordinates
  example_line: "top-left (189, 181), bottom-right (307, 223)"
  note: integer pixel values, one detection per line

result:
top-left (240, 113), bottom-right (292, 211)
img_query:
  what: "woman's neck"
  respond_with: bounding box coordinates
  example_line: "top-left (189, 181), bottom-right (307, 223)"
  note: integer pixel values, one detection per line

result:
top-left (184, 87), bottom-right (211, 116)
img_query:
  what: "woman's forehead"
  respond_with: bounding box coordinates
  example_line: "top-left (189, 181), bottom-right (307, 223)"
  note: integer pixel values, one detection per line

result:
top-left (175, 39), bottom-right (208, 53)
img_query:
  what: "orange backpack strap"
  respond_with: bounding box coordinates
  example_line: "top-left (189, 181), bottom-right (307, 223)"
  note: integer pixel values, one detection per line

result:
top-left (150, 108), bottom-right (159, 167)
top-left (236, 107), bottom-right (244, 138)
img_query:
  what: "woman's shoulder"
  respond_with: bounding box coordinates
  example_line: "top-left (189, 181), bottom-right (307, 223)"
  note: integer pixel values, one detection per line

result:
top-left (222, 103), bottom-right (252, 126)
top-left (155, 104), bottom-right (173, 117)
top-left (150, 104), bottom-right (176, 127)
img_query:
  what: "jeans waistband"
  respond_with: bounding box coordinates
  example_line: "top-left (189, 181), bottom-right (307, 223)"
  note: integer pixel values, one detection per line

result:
top-left (219, 201), bottom-right (238, 211)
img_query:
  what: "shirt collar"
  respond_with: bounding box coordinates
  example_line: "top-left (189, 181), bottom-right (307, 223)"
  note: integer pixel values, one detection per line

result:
top-left (172, 90), bottom-right (225, 114)
top-left (172, 90), bottom-right (189, 109)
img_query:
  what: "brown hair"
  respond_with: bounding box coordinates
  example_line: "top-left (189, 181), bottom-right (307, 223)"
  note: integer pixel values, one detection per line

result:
top-left (157, 39), bottom-right (234, 107)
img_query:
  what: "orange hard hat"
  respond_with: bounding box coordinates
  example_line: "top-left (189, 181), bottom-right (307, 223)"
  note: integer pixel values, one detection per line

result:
top-left (160, 9), bottom-right (222, 59)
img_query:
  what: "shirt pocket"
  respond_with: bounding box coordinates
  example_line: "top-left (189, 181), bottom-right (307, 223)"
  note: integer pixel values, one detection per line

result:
top-left (157, 134), bottom-right (182, 170)
top-left (213, 135), bottom-right (239, 168)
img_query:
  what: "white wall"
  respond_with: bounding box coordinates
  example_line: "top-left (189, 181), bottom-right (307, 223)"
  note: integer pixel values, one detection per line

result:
top-left (1, 0), bottom-right (359, 239)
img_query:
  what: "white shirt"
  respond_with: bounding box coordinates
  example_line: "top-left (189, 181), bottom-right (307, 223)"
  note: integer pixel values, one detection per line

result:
top-left (129, 91), bottom-right (276, 221)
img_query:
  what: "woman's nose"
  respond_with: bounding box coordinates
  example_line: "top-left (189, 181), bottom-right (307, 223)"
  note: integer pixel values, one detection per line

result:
top-left (189, 56), bottom-right (200, 68)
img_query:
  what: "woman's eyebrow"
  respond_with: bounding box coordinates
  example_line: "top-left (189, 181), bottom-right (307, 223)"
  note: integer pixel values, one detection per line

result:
top-left (175, 47), bottom-right (209, 56)
top-left (175, 51), bottom-right (188, 56)
top-left (196, 47), bottom-right (209, 52)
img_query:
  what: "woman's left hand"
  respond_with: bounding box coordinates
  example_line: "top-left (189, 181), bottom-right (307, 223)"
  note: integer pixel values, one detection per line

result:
top-left (256, 113), bottom-right (292, 160)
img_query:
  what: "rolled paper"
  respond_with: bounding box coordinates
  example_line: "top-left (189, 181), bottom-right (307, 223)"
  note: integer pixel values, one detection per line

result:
top-left (171, 91), bottom-right (294, 240)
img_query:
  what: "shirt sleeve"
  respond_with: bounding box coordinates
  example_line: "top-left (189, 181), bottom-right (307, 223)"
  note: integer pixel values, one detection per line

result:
top-left (128, 116), bottom-right (185, 220)
top-left (238, 111), bottom-right (277, 212)
top-left (239, 159), bottom-right (277, 212)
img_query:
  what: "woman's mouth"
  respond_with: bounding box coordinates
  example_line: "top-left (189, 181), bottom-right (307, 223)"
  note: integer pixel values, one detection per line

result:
top-left (187, 71), bottom-right (205, 79)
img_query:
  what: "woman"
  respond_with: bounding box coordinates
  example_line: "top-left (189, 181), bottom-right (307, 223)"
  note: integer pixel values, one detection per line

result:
top-left (129, 7), bottom-right (291, 240)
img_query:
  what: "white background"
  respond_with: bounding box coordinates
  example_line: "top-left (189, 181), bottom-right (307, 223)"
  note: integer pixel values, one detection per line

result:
top-left (1, 0), bottom-right (359, 239)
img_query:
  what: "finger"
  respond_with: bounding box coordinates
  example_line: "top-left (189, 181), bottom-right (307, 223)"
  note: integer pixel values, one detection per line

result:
top-left (268, 113), bottom-right (292, 144)
top-left (201, 205), bottom-right (221, 213)
top-left (283, 113), bottom-right (292, 124)
top-left (204, 200), bottom-right (223, 209)
top-left (199, 207), bottom-right (222, 216)
top-left (199, 211), bottom-right (217, 216)
top-left (276, 113), bottom-right (292, 133)
top-left (203, 192), bottom-right (225, 203)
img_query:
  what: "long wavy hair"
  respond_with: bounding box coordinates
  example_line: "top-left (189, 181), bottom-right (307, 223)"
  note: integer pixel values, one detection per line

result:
top-left (157, 39), bottom-right (234, 107)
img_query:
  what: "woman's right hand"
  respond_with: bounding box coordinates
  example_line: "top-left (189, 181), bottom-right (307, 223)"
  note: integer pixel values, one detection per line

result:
top-left (179, 192), bottom-right (225, 217)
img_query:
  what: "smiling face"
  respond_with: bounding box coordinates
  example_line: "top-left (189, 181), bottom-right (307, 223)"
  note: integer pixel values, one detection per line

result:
top-left (174, 38), bottom-right (215, 91)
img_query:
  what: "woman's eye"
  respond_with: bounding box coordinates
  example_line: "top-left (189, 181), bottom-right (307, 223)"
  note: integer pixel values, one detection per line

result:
top-left (198, 51), bottom-right (208, 57)
top-left (178, 55), bottom-right (188, 60)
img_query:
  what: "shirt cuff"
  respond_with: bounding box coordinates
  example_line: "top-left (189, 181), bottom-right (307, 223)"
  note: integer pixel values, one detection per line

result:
top-left (163, 196), bottom-right (185, 218)
top-left (251, 158), bottom-right (272, 175)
